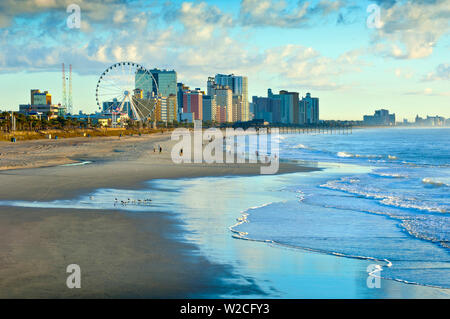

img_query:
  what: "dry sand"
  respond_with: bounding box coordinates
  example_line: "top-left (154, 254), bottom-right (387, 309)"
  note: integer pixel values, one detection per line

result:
top-left (0, 133), bottom-right (317, 298)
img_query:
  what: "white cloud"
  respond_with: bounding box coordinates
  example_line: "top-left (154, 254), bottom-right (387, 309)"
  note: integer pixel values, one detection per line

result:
top-left (394, 67), bottom-right (414, 79)
top-left (261, 45), bottom-right (366, 90)
top-left (370, 0), bottom-right (450, 59)
top-left (239, 0), bottom-right (345, 28)
top-left (405, 87), bottom-right (450, 96)
top-left (422, 63), bottom-right (450, 81)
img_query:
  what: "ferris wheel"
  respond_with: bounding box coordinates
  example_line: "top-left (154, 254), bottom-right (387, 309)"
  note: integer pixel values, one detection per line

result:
top-left (95, 62), bottom-right (159, 122)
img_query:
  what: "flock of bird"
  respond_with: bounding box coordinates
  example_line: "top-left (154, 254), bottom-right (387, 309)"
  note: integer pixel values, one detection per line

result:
top-left (88, 195), bottom-right (152, 206)
top-left (114, 197), bottom-right (153, 206)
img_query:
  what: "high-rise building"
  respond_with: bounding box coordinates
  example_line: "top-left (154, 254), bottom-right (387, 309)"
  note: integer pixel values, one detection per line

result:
top-left (177, 82), bottom-right (189, 120)
top-left (266, 89), bottom-right (299, 124)
top-left (252, 95), bottom-right (281, 123)
top-left (279, 90), bottom-right (299, 124)
top-left (364, 109), bottom-right (395, 126)
top-left (150, 69), bottom-right (177, 98)
top-left (30, 89), bottom-right (51, 105)
top-left (207, 77), bottom-right (216, 96)
top-left (232, 95), bottom-right (243, 122)
top-left (159, 97), bottom-right (167, 123)
top-left (135, 69), bottom-right (178, 113)
top-left (135, 70), bottom-right (154, 99)
top-left (254, 89), bottom-right (318, 125)
top-left (213, 74), bottom-right (249, 122)
top-left (166, 94), bottom-right (177, 123)
top-left (214, 85), bottom-right (233, 123)
top-left (202, 95), bottom-right (216, 122)
top-left (183, 89), bottom-right (203, 121)
top-left (299, 92), bottom-right (319, 124)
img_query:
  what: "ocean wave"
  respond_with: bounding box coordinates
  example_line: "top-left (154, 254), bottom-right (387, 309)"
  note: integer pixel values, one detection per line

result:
top-left (321, 177), bottom-right (448, 213)
top-left (296, 190), bottom-right (305, 202)
top-left (228, 202), bottom-right (274, 237)
top-left (422, 178), bottom-right (449, 187)
top-left (293, 143), bottom-right (309, 149)
top-left (308, 199), bottom-right (450, 253)
top-left (336, 152), bottom-right (399, 161)
top-left (337, 151), bottom-right (354, 158)
top-left (381, 197), bottom-right (448, 213)
top-left (230, 194), bottom-right (449, 290)
top-left (372, 172), bottom-right (408, 178)
top-left (336, 151), bottom-right (385, 159)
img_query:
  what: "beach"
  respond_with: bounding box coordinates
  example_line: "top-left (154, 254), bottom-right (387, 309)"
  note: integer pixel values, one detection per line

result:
top-left (0, 133), bottom-right (315, 298)
top-left (0, 129), bottom-right (448, 299)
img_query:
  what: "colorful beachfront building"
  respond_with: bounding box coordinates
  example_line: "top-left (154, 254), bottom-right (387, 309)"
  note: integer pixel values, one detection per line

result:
top-left (183, 89), bottom-right (203, 121)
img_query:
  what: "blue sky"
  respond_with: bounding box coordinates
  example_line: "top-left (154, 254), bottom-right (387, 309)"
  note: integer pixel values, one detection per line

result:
top-left (0, 0), bottom-right (448, 120)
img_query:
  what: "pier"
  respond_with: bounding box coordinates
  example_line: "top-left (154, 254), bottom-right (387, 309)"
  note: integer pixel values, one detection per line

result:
top-left (250, 125), bottom-right (353, 135)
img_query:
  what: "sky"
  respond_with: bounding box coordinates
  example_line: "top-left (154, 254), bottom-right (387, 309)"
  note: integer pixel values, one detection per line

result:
top-left (0, 0), bottom-right (448, 120)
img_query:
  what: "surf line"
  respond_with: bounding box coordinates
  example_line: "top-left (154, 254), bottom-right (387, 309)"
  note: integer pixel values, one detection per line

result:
top-left (229, 203), bottom-right (393, 268)
top-left (229, 201), bottom-right (450, 289)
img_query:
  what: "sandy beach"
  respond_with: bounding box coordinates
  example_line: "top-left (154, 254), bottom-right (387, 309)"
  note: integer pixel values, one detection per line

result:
top-left (0, 133), bottom-right (316, 298)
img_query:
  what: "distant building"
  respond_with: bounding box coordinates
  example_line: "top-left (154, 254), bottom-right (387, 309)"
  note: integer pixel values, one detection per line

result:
top-left (166, 95), bottom-right (177, 123)
top-left (150, 69), bottom-right (177, 98)
top-left (30, 89), bottom-right (51, 105)
top-left (183, 89), bottom-right (203, 121)
top-left (232, 95), bottom-right (243, 122)
top-left (207, 77), bottom-right (216, 96)
top-left (213, 74), bottom-right (249, 121)
top-left (415, 115), bottom-right (446, 127)
top-left (252, 95), bottom-right (281, 123)
top-left (135, 70), bottom-right (154, 99)
top-left (299, 92), bottom-right (319, 124)
top-left (19, 89), bottom-right (63, 118)
top-left (253, 89), bottom-right (296, 124)
top-left (252, 89), bottom-right (320, 125)
top-left (135, 69), bottom-right (178, 118)
top-left (177, 82), bottom-right (189, 120)
top-left (279, 90), bottom-right (300, 124)
top-left (214, 85), bottom-right (233, 123)
top-left (363, 109), bottom-right (395, 126)
top-left (202, 95), bottom-right (216, 122)
top-left (19, 104), bottom-right (63, 118)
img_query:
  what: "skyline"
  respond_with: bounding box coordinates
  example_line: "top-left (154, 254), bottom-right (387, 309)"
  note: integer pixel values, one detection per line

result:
top-left (0, 0), bottom-right (449, 121)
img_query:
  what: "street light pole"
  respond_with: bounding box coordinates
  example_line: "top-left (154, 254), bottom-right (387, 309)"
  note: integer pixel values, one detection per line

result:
top-left (11, 111), bottom-right (16, 131)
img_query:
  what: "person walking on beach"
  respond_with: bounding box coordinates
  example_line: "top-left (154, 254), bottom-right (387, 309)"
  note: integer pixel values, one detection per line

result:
top-left (159, 145), bottom-right (162, 153)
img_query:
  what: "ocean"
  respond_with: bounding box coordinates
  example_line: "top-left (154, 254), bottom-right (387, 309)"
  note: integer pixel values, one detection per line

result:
top-left (234, 127), bottom-right (450, 289)
top-left (3, 128), bottom-right (449, 297)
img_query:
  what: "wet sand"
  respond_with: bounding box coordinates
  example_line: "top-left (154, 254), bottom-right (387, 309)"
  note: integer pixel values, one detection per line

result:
top-left (0, 206), bottom-right (268, 298)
